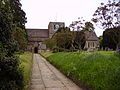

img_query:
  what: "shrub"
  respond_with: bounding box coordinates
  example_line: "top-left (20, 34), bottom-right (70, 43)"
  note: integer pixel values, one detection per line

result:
top-left (0, 55), bottom-right (23, 90)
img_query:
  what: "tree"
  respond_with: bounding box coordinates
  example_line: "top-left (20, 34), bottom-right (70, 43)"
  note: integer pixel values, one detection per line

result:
top-left (9, 0), bottom-right (27, 29)
top-left (92, 0), bottom-right (120, 29)
top-left (44, 38), bottom-right (56, 50)
top-left (69, 17), bottom-right (85, 31)
top-left (83, 22), bottom-right (95, 31)
top-left (54, 27), bottom-right (73, 50)
top-left (0, 0), bottom-right (27, 53)
top-left (9, 0), bottom-right (27, 50)
top-left (0, 0), bottom-right (16, 55)
top-left (98, 36), bottom-right (104, 49)
top-left (92, 0), bottom-right (120, 50)
top-left (0, 0), bottom-right (26, 89)
top-left (12, 27), bottom-right (27, 51)
top-left (74, 30), bottom-right (85, 50)
top-left (103, 27), bottom-right (120, 50)
top-left (69, 17), bottom-right (86, 50)
top-left (69, 18), bottom-right (95, 50)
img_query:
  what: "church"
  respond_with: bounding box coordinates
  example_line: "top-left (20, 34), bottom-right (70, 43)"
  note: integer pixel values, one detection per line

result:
top-left (27, 22), bottom-right (65, 53)
top-left (27, 22), bottom-right (99, 53)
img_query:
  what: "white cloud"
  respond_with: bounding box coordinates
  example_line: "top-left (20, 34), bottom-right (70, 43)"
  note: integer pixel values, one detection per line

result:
top-left (21, 0), bottom-right (107, 36)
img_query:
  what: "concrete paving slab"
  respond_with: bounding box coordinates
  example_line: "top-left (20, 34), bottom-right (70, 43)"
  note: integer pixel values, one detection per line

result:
top-left (30, 54), bottom-right (82, 90)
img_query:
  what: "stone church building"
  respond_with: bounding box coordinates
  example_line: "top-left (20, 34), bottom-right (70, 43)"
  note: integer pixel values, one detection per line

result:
top-left (27, 22), bottom-right (99, 53)
top-left (27, 22), bottom-right (65, 53)
top-left (84, 31), bottom-right (99, 51)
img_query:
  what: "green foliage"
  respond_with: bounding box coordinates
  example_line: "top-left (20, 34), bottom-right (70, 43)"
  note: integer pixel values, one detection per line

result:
top-left (9, 0), bottom-right (27, 29)
top-left (0, 0), bottom-right (27, 89)
top-left (98, 36), bottom-right (103, 49)
top-left (83, 22), bottom-right (95, 31)
top-left (0, 55), bottom-right (23, 90)
top-left (54, 28), bottom-right (73, 49)
top-left (42, 51), bottom-right (120, 90)
top-left (44, 38), bottom-right (56, 50)
top-left (45, 27), bottom-right (73, 51)
top-left (92, 0), bottom-right (120, 50)
top-left (69, 20), bottom-right (95, 50)
top-left (103, 27), bottom-right (120, 50)
top-left (74, 30), bottom-right (86, 50)
top-left (19, 52), bottom-right (32, 90)
top-left (0, 0), bottom-right (27, 53)
top-left (0, 1), bottom-right (13, 45)
top-left (12, 27), bottom-right (28, 51)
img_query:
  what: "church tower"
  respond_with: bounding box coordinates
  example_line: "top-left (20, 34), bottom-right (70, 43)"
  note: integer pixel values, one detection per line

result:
top-left (48, 22), bottom-right (65, 38)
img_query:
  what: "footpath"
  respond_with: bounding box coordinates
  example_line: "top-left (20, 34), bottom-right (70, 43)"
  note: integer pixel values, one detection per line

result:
top-left (30, 54), bottom-right (82, 90)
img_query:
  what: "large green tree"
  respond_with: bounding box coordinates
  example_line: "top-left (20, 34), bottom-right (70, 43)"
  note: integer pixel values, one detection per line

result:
top-left (103, 27), bottom-right (120, 50)
top-left (10, 0), bottom-right (27, 50)
top-left (54, 27), bottom-right (73, 50)
top-left (92, 0), bottom-right (120, 50)
top-left (10, 0), bottom-right (27, 29)
top-left (0, 0), bottom-right (27, 89)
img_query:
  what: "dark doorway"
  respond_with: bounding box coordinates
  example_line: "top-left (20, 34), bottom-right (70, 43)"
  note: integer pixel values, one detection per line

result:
top-left (34, 47), bottom-right (38, 53)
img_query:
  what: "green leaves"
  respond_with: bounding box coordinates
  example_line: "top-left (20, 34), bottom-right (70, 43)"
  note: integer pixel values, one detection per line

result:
top-left (0, 0), bottom-right (27, 89)
top-left (103, 27), bottom-right (120, 50)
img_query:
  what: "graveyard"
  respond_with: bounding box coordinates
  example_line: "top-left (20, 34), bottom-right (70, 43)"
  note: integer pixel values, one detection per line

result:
top-left (0, 0), bottom-right (120, 90)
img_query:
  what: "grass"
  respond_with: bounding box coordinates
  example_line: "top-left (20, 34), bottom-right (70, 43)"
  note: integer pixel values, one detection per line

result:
top-left (41, 51), bottom-right (120, 90)
top-left (19, 52), bottom-right (33, 90)
top-left (40, 51), bottom-right (53, 58)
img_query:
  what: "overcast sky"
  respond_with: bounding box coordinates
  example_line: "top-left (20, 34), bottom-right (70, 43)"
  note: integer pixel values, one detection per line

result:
top-left (21, 0), bottom-right (107, 36)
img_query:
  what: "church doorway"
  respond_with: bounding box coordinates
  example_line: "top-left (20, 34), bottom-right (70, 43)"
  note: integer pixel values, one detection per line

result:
top-left (34, 47), bottom-right (38, 53)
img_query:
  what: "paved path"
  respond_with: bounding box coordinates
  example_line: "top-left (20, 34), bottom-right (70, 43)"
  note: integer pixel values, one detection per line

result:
top-left (30, 54), bottom-right (82, 90)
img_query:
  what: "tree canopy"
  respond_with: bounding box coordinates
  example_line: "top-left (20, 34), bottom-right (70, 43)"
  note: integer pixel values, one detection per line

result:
top-left (0, 0), bottom-right (27, 89)
top-left (92, 0), bottom-right (120, 29)
top-left (92, 0), bottom-right (120, 50)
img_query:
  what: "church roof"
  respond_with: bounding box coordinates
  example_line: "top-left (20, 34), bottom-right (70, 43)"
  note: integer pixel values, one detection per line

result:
top-left (26, 29), bottom-right (49, 38)
top-left (84, 31), bottom-right (99, 41)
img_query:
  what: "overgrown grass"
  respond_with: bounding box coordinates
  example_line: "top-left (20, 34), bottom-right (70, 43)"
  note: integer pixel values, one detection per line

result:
top-left (19, 52), bottom-right (33, 90)
top-left (41, 51), bottom-right (53, 58)
top-left (41, 51), bottom-right (120, 90)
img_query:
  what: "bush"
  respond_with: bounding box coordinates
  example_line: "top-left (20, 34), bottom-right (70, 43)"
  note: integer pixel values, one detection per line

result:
top-left (52, 47), bottom-right (74, 53)
top-left (0, 55), bottom-right (23, 90)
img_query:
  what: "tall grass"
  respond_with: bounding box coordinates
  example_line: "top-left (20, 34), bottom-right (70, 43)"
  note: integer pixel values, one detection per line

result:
top-left (42, 51), bottom-right (120, 90)
top-left (19, 52), bottom-right (33, 90)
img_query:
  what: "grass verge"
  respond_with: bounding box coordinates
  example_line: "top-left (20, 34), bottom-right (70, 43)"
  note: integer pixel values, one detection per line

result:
top-left (19, 52), bottom-right (33, 90)
top-left (41, 51), bottom-right (120, 90)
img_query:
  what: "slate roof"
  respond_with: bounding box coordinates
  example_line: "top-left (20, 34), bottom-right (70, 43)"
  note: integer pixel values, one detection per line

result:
top-left (84, 31), bottom-right (99, 41)
top-left (27, 29), bottom-right (49, 38)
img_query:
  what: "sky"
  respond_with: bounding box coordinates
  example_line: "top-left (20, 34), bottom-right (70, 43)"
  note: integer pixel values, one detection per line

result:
top-left (21, 0), bottom-right (107, 36)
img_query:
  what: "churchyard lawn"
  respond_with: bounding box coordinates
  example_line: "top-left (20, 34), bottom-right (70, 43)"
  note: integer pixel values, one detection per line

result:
top-left (41, 51), bottom-right (120, 90)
